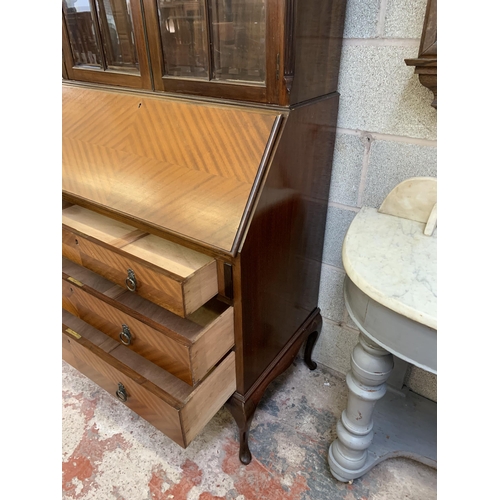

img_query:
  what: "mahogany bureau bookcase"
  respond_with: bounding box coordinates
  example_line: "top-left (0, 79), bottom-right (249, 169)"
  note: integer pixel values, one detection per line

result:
top-left (62, 0), bottom-right (347, 464)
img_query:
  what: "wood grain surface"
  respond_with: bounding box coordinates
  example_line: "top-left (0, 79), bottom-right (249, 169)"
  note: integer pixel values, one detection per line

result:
top-left (63, 311), bottom-right (236, 447)
top-left (289, 0), bottom-right (346, 104)
top-left (62, 85), bottom-right (280, 251)
top-left (237, 94), bottom-right (339, 393)
top-left (63, 258), bottom-right (234, 385)
top-left (63, 313), bottom-right (185, 446)
top-left (62, 205), bottom-right (146, 247)
top-left (63, 206), bottom-right (218, 316)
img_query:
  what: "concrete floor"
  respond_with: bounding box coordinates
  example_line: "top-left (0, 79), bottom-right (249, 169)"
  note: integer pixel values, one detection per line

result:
top-left (62, 357), bottom-right (437, 500)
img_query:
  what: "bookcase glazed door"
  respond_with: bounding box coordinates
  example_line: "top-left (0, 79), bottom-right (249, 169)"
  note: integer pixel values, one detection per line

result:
top-left (62, 0), bottom-right (152, 89)
top-left (142, 0), bottom-right (284, 104)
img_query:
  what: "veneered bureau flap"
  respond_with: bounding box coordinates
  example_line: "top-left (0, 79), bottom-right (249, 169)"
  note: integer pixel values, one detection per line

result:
top-left (62, 85), bottom-right (281, 253)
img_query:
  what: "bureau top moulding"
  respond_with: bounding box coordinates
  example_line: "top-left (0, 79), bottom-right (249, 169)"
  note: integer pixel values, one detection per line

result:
top-left (62, 84), bottom-right (287, 257)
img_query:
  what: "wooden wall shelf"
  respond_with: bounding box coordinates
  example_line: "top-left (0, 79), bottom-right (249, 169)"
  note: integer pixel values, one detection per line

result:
top-left (405, 0), bottom-right (437, 109)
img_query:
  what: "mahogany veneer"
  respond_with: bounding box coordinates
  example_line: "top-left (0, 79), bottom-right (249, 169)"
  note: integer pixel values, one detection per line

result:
top-left (63, 311), bottom-right (236, 447)
top-left (62, 85), bottom-right (338, 462)
top-left (62, 86), bottom-right (280, 253)
top-left (63, 258), bottom-right (234, 386)
top-left (62, 0), bottom-right (346, 465)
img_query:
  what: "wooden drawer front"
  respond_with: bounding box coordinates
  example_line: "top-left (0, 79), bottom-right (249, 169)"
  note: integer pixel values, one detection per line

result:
top-left (62, 205), bottom-right (218, 317)
top-left (62, 311), bottom-right (236, 448)
top-left (62, 259), bottom-right (234, 386)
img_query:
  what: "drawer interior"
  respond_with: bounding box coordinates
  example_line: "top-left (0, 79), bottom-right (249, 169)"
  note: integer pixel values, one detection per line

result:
top-left (62, 205), bottom-right (214, 277)
top-left (62, 310), bottom-right (237, 446)
top-left (63, 257), bottom-right (230, 344)
top-left (62, 204), bottom-right (219, 316)
top-left (63, 309), bottom-right (193, 400)
top-left (63, 258), bottom-right (235, 385)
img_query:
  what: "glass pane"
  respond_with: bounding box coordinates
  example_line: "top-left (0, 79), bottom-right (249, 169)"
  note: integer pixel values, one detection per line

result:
top-left (95, 0), bottom-right (140, 72)
top-left (157, 0), bottom-right (209, 79)
top-left (211, 0), bottom-right (266, 83)
top-left (63, 0), bottom-right (103, 67)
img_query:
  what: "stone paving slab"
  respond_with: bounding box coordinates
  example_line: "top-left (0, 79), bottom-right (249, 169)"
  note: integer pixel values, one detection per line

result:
top-left (62, 358), bottom-right (437, 499)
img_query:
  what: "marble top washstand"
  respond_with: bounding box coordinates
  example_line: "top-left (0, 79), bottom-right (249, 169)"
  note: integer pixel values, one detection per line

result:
top-left (343, 206), bottom-right (436, 373)
top-left (328, 177), bottom-right (437, 483)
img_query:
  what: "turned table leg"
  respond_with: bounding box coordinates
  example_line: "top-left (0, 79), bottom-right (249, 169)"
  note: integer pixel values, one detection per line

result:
top-left (328, 333), bottom-right (394, 482)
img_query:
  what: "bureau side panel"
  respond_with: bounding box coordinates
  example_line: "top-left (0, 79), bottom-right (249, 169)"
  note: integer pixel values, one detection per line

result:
top-left (238, 94), bottom-right (339, 394)
top-left (289, 0), bottom-right (346, 104)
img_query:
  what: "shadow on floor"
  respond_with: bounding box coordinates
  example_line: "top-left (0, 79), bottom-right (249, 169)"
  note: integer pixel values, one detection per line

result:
top-left (62, 357), bottom-right (437, 500)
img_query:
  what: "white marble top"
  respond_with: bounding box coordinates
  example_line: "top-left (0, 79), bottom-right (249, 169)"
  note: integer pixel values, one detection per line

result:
top-left (342, 207), bottom-right (437, 330)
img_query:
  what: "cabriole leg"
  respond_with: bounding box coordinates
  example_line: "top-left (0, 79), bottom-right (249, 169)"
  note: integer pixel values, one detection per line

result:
top-left (225, 395), bottom-right (257, 465)
top-left (304, 315), bottom-right (322, 370)
top-left (226, 308), bottom-right (323, 465)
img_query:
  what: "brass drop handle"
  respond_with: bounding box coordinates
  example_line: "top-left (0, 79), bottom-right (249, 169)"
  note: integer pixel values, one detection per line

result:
top-left (116, 382), bottom-right (128, 402)
top-left (125, 269), bottom-right (137, 292)
top-left (119, 324), bottom-right (132, 345)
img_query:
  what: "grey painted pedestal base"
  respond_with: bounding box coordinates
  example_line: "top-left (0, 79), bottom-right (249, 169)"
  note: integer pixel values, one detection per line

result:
top-left (328, 277), bottom-right (437, 483)
top-left (328, 387), bottom-right (437, 482)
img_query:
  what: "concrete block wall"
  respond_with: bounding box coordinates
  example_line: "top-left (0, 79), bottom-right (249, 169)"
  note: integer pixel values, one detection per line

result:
top-left (312, 0), bottom-right (437, 402)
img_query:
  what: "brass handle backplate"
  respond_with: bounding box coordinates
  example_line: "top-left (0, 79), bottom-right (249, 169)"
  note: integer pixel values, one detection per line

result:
top-left (125, 269), bottom-right (137, 292)
top-left (116, 382), bottom-right (128, 402)
top-left (119, 324), bottom-right (132, 346)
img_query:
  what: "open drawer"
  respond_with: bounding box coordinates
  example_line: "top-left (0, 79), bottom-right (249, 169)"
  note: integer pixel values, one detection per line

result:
top-left (62, 310), bottom-right (236, 448)
top-left (62, 205), bottom-right (218, 317)
top-left (62, 258), bottom-right (234, 386)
